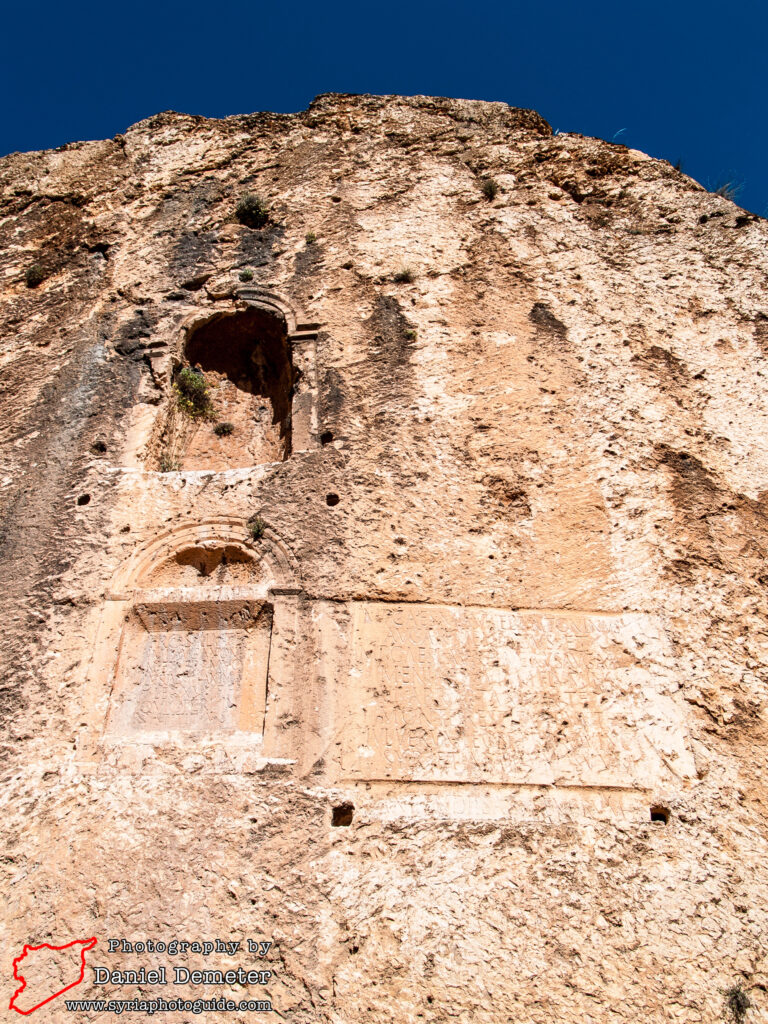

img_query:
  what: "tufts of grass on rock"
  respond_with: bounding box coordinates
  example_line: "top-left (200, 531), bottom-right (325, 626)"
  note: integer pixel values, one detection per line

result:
top-left (393, 267), bottom-right (414, 284)
top-left (712, 181), bottom-right (742, 202)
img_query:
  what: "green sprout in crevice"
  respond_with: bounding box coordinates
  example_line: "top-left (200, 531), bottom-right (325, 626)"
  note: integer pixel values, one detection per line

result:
top-left (159, 454), bottom-right (181, 473)
top-left (247, 516), bottom-right (267, 541)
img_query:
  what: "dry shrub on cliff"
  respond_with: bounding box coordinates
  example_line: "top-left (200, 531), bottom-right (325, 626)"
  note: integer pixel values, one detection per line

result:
top-left (481, 178), bottom-right (499, 200)
top-left (726, 986), bottom-right (751, 1022)
top-left (25, 264), bottom-right (46, 288)
top-left (235, 193), bottom-right (269, 229)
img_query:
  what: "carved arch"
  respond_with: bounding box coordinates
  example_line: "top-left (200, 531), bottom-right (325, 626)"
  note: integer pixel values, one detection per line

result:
top-left (234, 286), bottom-right (301, 335)
top-left (109, 518), bottom-right (301, 598)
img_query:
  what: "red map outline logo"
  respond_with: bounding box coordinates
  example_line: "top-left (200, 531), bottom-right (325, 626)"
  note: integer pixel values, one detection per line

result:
top-left (9, 937), bottom-right (97, 1015)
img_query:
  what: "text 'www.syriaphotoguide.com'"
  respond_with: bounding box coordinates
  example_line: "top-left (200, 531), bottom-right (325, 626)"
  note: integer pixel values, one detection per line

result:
top-left (64, 996), bottom-right (272, 1014)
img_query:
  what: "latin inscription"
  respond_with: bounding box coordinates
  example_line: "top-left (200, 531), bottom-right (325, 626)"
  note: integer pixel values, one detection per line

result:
top-left (107, 601), bottom-right (272, 737)
top-left (337, 603), bottom-right (694, 788)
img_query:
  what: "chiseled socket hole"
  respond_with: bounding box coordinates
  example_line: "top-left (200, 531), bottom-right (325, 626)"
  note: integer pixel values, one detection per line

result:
top-left (320, 430), bottom-right (334, 446)
top-left (332, 803), bottom-right (354, 827)
top-left (77, 494), bottom-right (91, 506)
top-left (650, 805), bottom-right (670, 824)
top-left (90, 440), bottom-right (107, 454)
top-left (326, 493), bottom-right (340, 507)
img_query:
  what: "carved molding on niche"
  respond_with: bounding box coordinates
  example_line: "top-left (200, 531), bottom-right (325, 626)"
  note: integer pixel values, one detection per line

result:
top-left (80, 520), bottom-right (302, 756)
top-left (122, 287), bottom-right (321, 473)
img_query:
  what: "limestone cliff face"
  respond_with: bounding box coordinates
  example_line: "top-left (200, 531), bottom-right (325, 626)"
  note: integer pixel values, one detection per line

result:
top-left (2, 93), bottom-right (768, 1022)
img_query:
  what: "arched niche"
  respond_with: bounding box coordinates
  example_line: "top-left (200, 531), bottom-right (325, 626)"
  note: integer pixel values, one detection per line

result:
top-left (91, 520), bottom-right (301, 745)
top-left (150, 290), bottom-right (319, 473)
top-left (110, 519), bottom-right (299, 598)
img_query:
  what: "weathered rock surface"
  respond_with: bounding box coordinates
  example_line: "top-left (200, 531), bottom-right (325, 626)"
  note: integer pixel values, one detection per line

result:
top-left (1, 93), bottom-right (768, 1022)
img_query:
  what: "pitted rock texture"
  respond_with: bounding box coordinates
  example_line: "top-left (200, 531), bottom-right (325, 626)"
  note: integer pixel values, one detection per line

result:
top-left (1, 93), bottom-right (768, 1023)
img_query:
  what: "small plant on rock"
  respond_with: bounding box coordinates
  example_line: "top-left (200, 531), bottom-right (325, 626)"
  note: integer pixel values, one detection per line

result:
top-left (235, 193), bottom-right (269, 229)
top-left (305, 231), bottom-right (317, 244)
top-left (712, 180), bottom-right (742, 202)
top-left (214, 421), bottom-right (235, 437)
top-left (393, 266), bottom-right (414, 284)
top-left (238, 269), bottom-right (254, 282)
top-left (481, 178), bottom-right (499, 201)
top-left (175, 366), bottom-right (212, 418)
top-left (247, 515), bottom-right (267, 541)
top-left (159, 454), bottom-right (181, 472)
top-left (404, 328), bottom-right (417, 340)
top-left (726, 985), bottom-right (751, 1023)
top-left (25, 264), bottom-right (46, 288)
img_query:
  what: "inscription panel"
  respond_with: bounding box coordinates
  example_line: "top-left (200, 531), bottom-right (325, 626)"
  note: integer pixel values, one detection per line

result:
top-left (336, 603), bottom-right (694, 788)
top-left (107, 600), bottom-right (272, 737)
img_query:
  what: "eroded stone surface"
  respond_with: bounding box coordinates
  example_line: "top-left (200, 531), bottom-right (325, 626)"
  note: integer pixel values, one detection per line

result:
top-left (328, 602), bottom-right (694, 788)
top-left (1, 93), bottom-right (768, 1022)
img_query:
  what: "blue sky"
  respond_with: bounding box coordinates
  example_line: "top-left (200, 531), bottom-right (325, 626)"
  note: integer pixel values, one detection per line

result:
top-left (3, 0), bottom-right (766, 215)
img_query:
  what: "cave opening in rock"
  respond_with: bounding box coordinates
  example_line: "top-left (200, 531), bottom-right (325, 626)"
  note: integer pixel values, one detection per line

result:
top-left (171, 306), bottom-right (295, 470)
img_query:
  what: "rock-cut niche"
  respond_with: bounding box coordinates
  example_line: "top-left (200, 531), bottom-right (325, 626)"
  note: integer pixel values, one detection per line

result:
top-left (158, 306), bottom-right (295, 471)
top-left (107, 538), bottom-right (274, 739)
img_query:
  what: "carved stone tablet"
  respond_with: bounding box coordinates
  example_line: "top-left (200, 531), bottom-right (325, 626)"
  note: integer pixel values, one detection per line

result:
top-left (106, 599), bottom-right (272, 738)
top-left (335, 602), bottom-right (694, 788)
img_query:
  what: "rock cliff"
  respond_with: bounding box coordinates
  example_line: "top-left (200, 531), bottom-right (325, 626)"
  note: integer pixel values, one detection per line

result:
top-left (2, 93), bottom-right (767, 1022)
